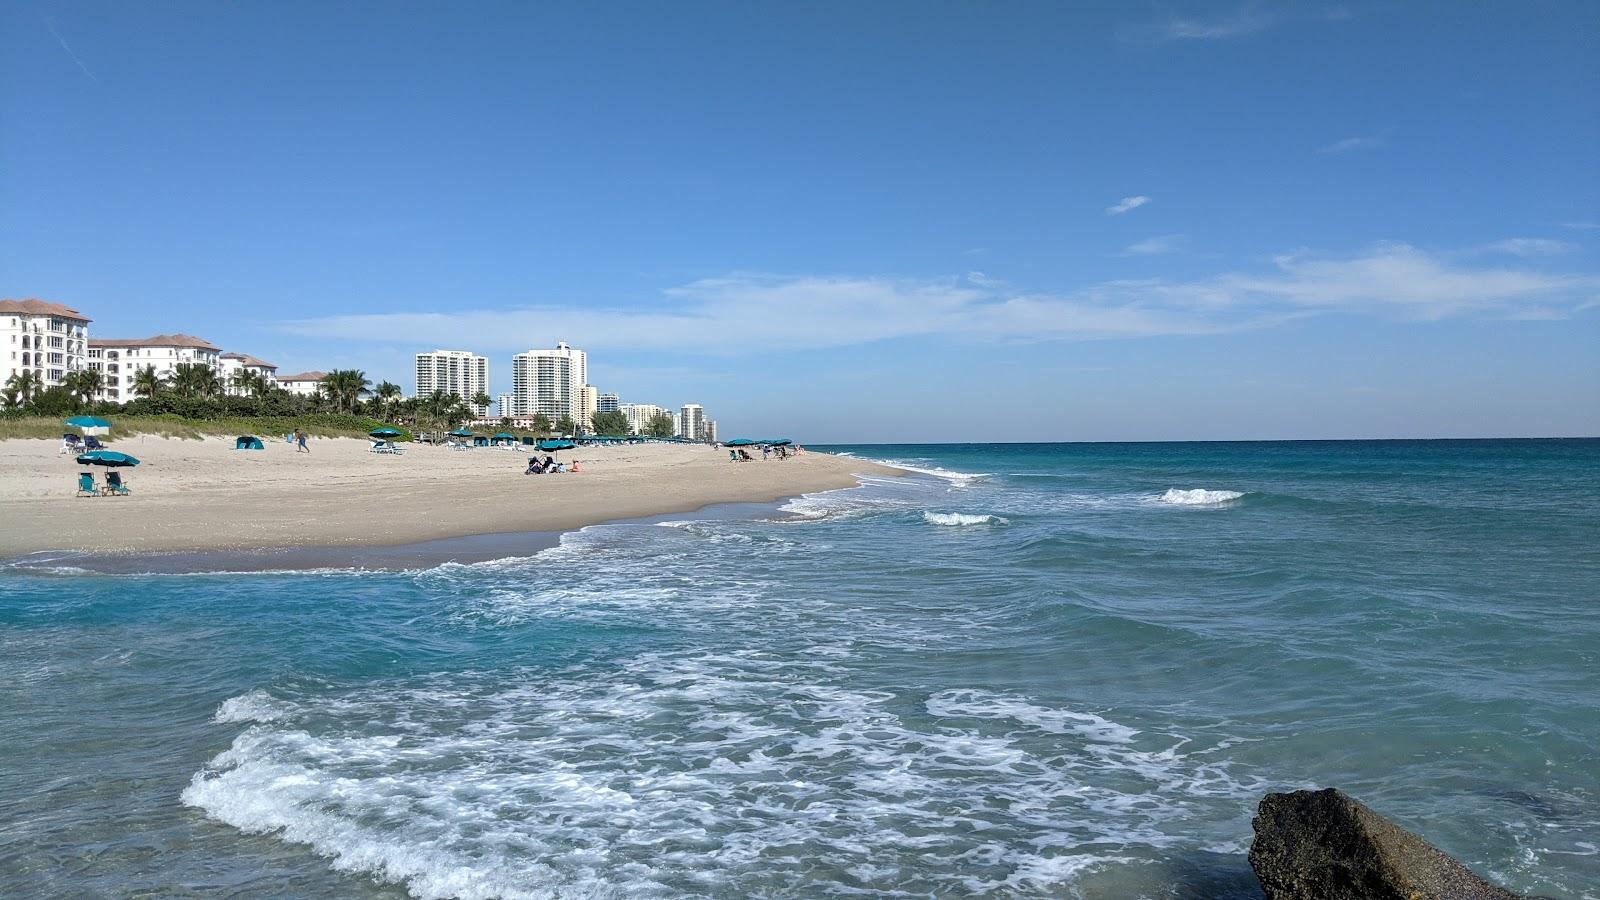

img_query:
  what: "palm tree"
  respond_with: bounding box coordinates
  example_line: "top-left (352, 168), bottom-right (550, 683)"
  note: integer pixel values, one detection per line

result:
top-left (530, 413), bottom-right (552, 438)
top-left (63, 368), bottom-right (103, 409)
top-left (229, 368), bottom-right (267, 398)
top-left (322, 369), bottom-right (371, 414)
top-left (5, 370), bottom-right (42, 407)
top-left (132, 365), bottom-right (164, 399)
top-left (171, 363), bottom-right (221, 399)
top-left (375, 381), bottom-right (402, 419)
top-left (472, 391), bottom-right (491, 417)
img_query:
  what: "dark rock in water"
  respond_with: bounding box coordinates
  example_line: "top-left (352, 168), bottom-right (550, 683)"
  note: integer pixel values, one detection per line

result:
top-left (1249, 788), bottom-right (1521, 899)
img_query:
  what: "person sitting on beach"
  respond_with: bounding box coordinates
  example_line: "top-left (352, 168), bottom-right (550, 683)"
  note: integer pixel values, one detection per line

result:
top-left (738, 448), bottom-right (754, 461)
top-left (525, 457), bottom-right (545, 475)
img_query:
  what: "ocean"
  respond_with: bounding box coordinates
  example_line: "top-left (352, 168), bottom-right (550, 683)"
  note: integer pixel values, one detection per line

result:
top-left (2, 439), bottom-right (1596, 898)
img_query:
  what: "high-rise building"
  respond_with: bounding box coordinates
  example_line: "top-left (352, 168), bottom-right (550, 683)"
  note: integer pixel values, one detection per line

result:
top-left (597, 392), bottom-right (620, 413)
top-left (620, 403), bottom-right (667, 435)
top-left (415, 350), bottom-right (489, 415)
top-left (679, 403), bottom-right (706, 442)
top-left (0, 298), bottom-right (90, 396)
top-left (89, 333), bottom-right (220, 402)
top-left (510, 342), bottom-right (587, 424)
top-left (704, 419), bottom-right (718, 444)
top-left (578, 384), bottom-right (598, 432)
top-left (497, 392), bottom-right (516, 418)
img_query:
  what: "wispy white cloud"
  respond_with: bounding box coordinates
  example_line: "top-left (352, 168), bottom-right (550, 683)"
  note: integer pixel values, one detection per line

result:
top-left (41, 15), bottom-right (97, 83)
top-left (1122, 234), bottom-right (1188, 256)
top-left (1124, 7), bottom-right (1281, 42)
top-left (1472, 238), bottom-right (1577, 257)
top-left (965, 270), bottom-right (1007, 287)
top-left (1316, 135), bottom-right (1383, 154)
top-left (1105, 195), bottom-right (1151, 216)
top-left (280, 243), bottom-right (1598, 353)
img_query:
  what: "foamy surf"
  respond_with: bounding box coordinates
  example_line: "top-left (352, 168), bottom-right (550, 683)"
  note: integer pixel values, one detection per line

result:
top-left (923, 512), bottom-right (1008, 526)
top-left (1157, 488), bottom-right (1245, 506)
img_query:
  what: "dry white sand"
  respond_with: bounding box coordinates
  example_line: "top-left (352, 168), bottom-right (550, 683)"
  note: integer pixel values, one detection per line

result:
top-left (0, 436), bottom-right (899, 556)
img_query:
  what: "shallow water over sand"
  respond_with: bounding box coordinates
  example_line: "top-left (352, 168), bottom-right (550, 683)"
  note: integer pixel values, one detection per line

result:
top-left (2, 439), bottom-right (1596, 898)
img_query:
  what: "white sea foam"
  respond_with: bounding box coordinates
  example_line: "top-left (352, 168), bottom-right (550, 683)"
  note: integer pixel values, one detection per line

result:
top-left (858, 458), bottom-right (991, 485)
top-left (1157, 488), bottom-right (1245, 506)
top-left (922, 512), bottom-right (1008, 526)
top-left (186, 654), bottom-right (1263, 898)
top-left (213, 689), bottom-right (292, 724)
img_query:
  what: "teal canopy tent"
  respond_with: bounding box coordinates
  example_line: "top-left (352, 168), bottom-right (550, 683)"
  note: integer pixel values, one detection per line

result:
top-left (76, 450), bottom-right (140, 467)
top-left (234, 435), bottom-right (265, 450)
top-left (490, 432), bottom-right (516, 445)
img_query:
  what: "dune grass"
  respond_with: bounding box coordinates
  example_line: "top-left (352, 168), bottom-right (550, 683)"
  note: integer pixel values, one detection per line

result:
top-left (0, 415), bottom-right (398, 442)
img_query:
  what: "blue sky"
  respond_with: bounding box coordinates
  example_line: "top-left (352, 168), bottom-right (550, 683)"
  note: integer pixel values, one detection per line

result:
top-left (3, 1), bottom-right (1596, 441)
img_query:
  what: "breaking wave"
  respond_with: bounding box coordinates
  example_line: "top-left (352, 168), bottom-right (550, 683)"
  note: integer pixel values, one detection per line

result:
top-left (1157, 489), bottom-right (1245, 506)
top-left (923, 512), bottom-right (1008, 526)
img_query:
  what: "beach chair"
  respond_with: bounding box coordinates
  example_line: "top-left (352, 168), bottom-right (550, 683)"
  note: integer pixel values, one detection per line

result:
top-left (76, 472), bottom-right (98, 497)
top-left (104, 471), bottom-right (131, 496)
top-left (84, 435), bottom-right (105, 452)
top-left (61, 434), bottom-right (83, 455)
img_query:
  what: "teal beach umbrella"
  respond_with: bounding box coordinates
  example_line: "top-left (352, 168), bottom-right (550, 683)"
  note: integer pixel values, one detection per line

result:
top-left (536, 439), bottom-right (575, 451)
top-left (65, 416), bottom-right (111, 430)
top-left (369, 427), bottom-right (403, 439)
top-left (76, 450), bottom-right (140, 467)
top-left (725, 438), bottom-right (756, 446)
top-left (447, 428), bottom-right (474, 437)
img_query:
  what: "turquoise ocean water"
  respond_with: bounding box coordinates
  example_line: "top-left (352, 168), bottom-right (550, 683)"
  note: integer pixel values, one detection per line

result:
top-left (2, 439), bottom-right (1596, 898)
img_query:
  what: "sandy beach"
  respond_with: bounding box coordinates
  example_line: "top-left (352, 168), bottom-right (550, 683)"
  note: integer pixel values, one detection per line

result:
top-left (0, 436), bottom-right (899, 557)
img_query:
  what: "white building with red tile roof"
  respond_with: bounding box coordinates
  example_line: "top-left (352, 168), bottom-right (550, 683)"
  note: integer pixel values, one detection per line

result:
top-left (275, 371), bottom-right (327, 397)
top-left (219, 352), bottom-right (279, 395)
top-left (88, 333), bottom-right (220, 402)
top-left (0, 298), bottom-right (92, 395)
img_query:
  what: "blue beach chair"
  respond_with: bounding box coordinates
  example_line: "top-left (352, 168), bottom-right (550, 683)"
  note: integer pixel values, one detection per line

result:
top-left (76, 472), bottom-right (98, 497)
top-left (84, 435), bottom-right (106, 452)
top-left (104, 471), bottom-right (132, 496)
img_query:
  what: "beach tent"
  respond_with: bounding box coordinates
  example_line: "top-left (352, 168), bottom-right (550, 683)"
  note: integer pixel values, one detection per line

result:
top-left (490, 432), bottom-right (516, 446)
top-left (234, 435), bottom-right (265, 450)
top-left (64, 415), bottom-right (111, 436)
top-left (76, 450), bottom-right (140, 467)
top-left (521, 436), bottom-right (538, 445)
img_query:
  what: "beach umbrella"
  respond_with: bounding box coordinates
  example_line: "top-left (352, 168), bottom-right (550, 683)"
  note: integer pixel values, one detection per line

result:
top-left (447, 427), bottom-right (474, 438)
top-left (763, 439), bottom-right (792, 446)
top-left (536, 439), bottom-right (575, 451)
top-left (64, 415), bottom-right (111, 436)
top-left (76, 450), bottom-right (140, 467)
top-left (725, 438), bottom-right (756, 447)
top-left (369, 427), bottom-right (403, 439)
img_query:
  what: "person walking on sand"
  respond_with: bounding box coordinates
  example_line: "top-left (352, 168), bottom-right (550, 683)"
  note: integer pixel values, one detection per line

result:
top-left (295, 428), bottom-right (309, 453)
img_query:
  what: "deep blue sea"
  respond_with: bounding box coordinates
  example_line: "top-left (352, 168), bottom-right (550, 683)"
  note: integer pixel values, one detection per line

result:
top-left (2, 440), bottom-right (1597, 898)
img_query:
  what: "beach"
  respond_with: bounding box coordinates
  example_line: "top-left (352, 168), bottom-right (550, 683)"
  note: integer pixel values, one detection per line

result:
top-left (0, 436), bottom-right (898, 558)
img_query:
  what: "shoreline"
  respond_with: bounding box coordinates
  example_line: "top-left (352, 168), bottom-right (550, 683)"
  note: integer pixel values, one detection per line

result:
top-left (0, 436), bottom-right (901, 564)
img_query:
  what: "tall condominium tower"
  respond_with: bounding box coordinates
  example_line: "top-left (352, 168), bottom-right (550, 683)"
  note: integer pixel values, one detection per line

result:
top-left (509, 341), bottom-right (587, 423)
top-left (415, 350), bottom-right (490, 415)
top-left (678, 403), bottom-right (706, 441)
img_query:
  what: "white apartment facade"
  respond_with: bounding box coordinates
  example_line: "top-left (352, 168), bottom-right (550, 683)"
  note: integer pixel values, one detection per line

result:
top-left (89, 333), bottom-right (221, 402)
top-left (598, 392), bottom-right (620, 413)
top-left (509, 342), bottom-right (587, 422)
top-left (0, 298), bottom-right (90, 394)
top-left (415, 349), bottom-right (490, 415)
top-left (620, 403), bottom-right (667, 435)
top-left (497, 392), bottom-right (516, 418)
top-left (277, 371), bottom-right (327, 397)
top-left (679, 404), bottom-right (707, 442)
top-left (219, 352), bottom-right (278, 395)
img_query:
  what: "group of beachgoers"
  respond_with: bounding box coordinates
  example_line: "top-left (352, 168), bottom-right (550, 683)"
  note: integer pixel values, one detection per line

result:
top-left (524, 455), bottom-right (572, 475)
top-left (728, 444), bottom-right (800, 462)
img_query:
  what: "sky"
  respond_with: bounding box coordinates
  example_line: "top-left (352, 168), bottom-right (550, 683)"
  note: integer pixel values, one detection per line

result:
top-left (2, 1), bottom-right (1597, 441)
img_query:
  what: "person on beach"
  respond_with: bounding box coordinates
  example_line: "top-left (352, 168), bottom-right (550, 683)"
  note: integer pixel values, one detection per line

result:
top-left (295, 429), bottom-right (309, 453)
top-left (762, 445), bottom-right (770, 460)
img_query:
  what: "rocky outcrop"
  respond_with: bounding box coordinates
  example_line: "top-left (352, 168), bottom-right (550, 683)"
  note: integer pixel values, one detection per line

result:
top-left (1249, 788), bottom-right (1521, 899)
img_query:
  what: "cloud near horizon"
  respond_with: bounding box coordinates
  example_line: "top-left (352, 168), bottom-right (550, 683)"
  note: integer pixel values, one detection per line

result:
top-left (278, 244), bottom-right (1597, 355)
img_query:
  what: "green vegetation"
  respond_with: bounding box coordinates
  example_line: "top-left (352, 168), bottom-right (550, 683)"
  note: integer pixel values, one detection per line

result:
top-left (644, 412), bottom-right (676, 437)
top-left (590, 409), bottom-right (630, 436)
top-left (0, 414), bottom-right (392, 442)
